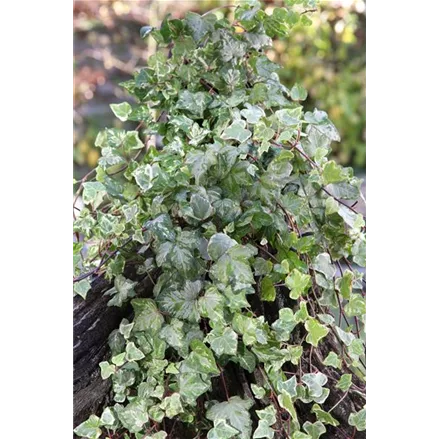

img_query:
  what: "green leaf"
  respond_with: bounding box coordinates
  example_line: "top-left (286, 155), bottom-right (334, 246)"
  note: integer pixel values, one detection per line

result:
top-left (125, 342), bottom-right (145, 362)
top-left (322, 161), bottom-right (350, 185)
top-left (105, 275), bottom-right (137, 307)
top-left (74, 279), bottom-right (91, 300)
top-left (176, 90), bottom-right (210, 118)
top-left (344, 294), bottom-right (366, 317)
top-left (99, 361), bottom-right (116, 379)
top-left (207, 419), bottom-right (239, 439)
top-left (322, 352), bottom-right (341, 369)
top-left (302, 372), bottom-right (327, 398)
top-left (182, 339), bottom-right (219, 375)
top-left (131, 298), bottom-right (164, 333)
top-left (240, 103), bottom-right (265, 124)
top-left (312, 253), bottom-right (336, 280)
top-left (285, 269), bottom-right (311, 299)
top-left (348, 407), bottom-right (366, 431)
top-left (207, 327), bottom-right (238, 356)
top-left (311, 404), bottom-right (340, 427)
top-left (255, 405), bottom-right (277, 425)
top-left (291, 83), bottom-right (308, 101)
top-left (303, 421), bottom-right (326, 439)
top-left (206, 396), bottom-right (254, 439)
top-left (74, 415), bottom-right (102, 439)
top-left (110, 102), bottom-right (132, 121)
top-left (253, 420), bottom-right (274, 438)
top-left (221, 120), bottom-right (252, 143)
top-left (276, 108), bottom-right (302, 127)
top-left (261, 276), bottom-right (276, 302)
top-left (190, 193), bottom-right (213, 220)
top-left (160, 393), bottom-right (184, 418)
top-left (178, 372), bottom-right (211, 405)
top-left (292, 433), bottom-right (311, 439)
top-left (115, 399), bottom-right (149, 433)
top-left (158, 280), bottom-right (202, 323)
top-left (336, 374), bottom-right (352, 392)
top-left (251, 384), bottom-right (266, 400)
top-left (82, 182), bottom-right (106, 207)
top-left (305, 318), bottom-right (329, 347)
top-left (207, 233), bottom-right (238, 261)
top-left (100, 407), bottom-right (117, 428)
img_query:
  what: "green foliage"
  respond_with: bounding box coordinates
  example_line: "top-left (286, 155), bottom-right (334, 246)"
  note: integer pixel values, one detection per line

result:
top-left (74, 2), bottom-right (366, 438)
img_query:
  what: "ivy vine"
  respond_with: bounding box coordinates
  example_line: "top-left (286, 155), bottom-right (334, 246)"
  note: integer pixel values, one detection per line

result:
top-left (73, 1), bottom-right (366, 438)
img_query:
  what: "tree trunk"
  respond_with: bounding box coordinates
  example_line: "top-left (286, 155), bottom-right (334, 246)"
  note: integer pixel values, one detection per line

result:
top-left (73, 275), bottom-right (365, 438)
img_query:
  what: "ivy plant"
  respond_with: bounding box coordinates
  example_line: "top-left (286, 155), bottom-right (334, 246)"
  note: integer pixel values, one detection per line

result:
top-left (73, 1), bottom-right (366, 438)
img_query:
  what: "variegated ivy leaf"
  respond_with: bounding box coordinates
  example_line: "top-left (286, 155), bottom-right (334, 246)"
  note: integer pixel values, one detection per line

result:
top-left (312, 253), bottom-right (336, 279)
top-left (190, 193), bottom-right (213, 220)
top-left (206, 396), bottom-right (254, 439)
top-left (178, 372), bottom-right (211, 405)
top-left (131, 298), bottom-right (164, 333)
top-left (110, 102), bottom-right (132, 121)
top-left (323, 352), bottom-right (342, 369)
top-left (206, 327), bottom-right (238, 356)
top-left (125, 341), bottom-right (145, 362)
top-left (336, 374), bottom-right (353, 392)
top-left (348, 407), bottom-right (366, 431)
top-left (255, 405), bottom-right (277, 425)
top-left (115, 399), bottom-right (149, 433)
top-left (260, 276), bottom-right (276, 301)
top-left (74, 278), bottom-right (91, 300)
top-left (99, 361), bottom-right (116, 379)
top-left (253, 420), bottom-right (275, 438)
top-left (344, 293), bottom-right (366, 317)
top-left (285, 269), bottom-right (311, 299)
top-left (305, 318), bottom-right (329, 347)
top-left (207, 419), bottom-right (240, 439)
top-left (160, 393), bottom-right (184, 418)
top-left (251, 384), bottom-right (266, 399)
top-left (302, 372), bottom-right (328, 398)
top-left (240, 103), bottom-right (265, 124)
top-left (221, 120), bottom-right (252, 143)
top-left (311, 404), bottom-right (339, 427)
top-left (292, 433), bottom-right (311, 439)
top-left (105, 275), bottom-right (137, 307)
top-left (303, 421), bottom-right (326, 439)
top-left (335, 326), bottom-right (356, 346)
top-left (73, 414), bottom-right (102, 439)
top-left (82, 181), bottom-right (106, 208)
top-left (157, 280), bottom-right (203, 322)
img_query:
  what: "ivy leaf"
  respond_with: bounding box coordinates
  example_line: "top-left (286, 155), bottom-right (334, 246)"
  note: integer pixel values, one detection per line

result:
top-left (105, 275), bottom-right (137, 307)
top-left (291, 83), bottom-right (308, 101)
top-left (185, 11), bottom-right (215, 42)
top-left (335, 326), bottom-right (355, 346)
top-left (336, 374), bottom-right (352, 392)
top-left (302, 372), bottom-right (328, 398)
top-left (303, 421), bottom-right (326, 439)
top-left (348, 407), bottom-right (366, 431)
top-left (292, 433), bottom-right (311, 439)
top-left (110, 102), bottom-right (132, 121)
top-left (100, 407), bottom-right (117, 428)
top-left (190, 193), bottom-right (213, 220)
top-left (344, 294), bottom-right (366, 317)
top-left (251, 384), bottom-right (266, 400)
top-left (261, 276), bottom-right (276, 301)
top-left (99, 361), bottom-right (116, 379)
top-left (206, 396), bottom-right (254, 439)
top-left (131, 298), bottom-right (164, 333)
top-left (74, 278), bottom-right (91, 300)
top-left (221, 120), bottom-right (252, 143)
top-left (253, 420), bottom-right (274, 438)
top-left (176, 90), bottom-right (210, 118)
top-left (169, 245), bottom-right (197, 275)
top-left (207, 233), bottom-right (238, 261)
top-left (115, 399), bottom-right (149, 433)
top-left (73, 415), bottom-right (102, 439)
top-left (305, 318), bottom-right (329, 347)
top-left (276, 108), bottom-right (302, 127)
top-left (160, 393), bottom-right (184, 418)
top-left (82, 182), bottom-right (106, 208)
top-left (158, 280), bottom-right (202, 323)
top-left (178, 372), bottom-right (211, 405)
top-left (182, 339), bottom-right (219, 375)
top-left (312, 253), bottom-right (336, 279)
top-left (255, 405), bottom-right (277, 425)
top-left (322, 352), bottom-right (342, 369)
top-left (125, 342), bottom-right (145, 362)
top-left (207, 419), bottom-right (240, 439)
top-left (285, 269), bottom-right (311, 299)
top-left (207, 327), bottom-right (238, 356)
top-left (278, 390), bottom-right (297, 419)
top-left (322, 161), bottom-right (350, 185)
top-left (311, 404), bottom-right (340, 427)
top-left (240, 103), bottom-right (265, 124)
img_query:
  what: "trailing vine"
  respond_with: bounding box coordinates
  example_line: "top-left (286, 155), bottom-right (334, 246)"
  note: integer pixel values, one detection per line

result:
top-left (73, 1), bottom-right (366, 438)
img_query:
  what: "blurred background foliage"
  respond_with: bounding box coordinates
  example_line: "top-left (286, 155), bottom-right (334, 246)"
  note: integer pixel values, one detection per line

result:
top-left (74, 0), bottom-right (365, 180)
